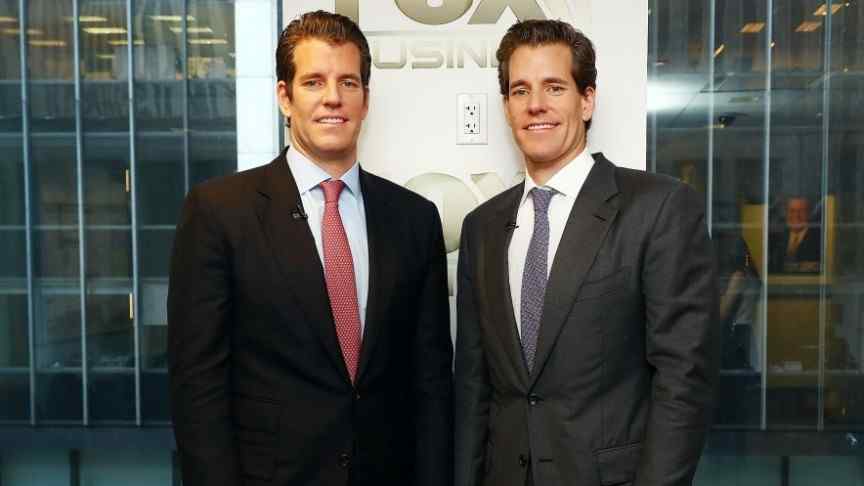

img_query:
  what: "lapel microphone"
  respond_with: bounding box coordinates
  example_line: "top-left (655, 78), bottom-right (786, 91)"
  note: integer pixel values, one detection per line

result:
top-left (291, 200), bottom-right (308, 220)
top-left (505, 221), bottom-right (518, 231)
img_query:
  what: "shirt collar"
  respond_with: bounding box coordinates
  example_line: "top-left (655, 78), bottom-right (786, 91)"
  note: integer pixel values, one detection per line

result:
top-left (286, 146), bottom-right (362, 198)
top-left (520, 148), bottom-right (594, 206)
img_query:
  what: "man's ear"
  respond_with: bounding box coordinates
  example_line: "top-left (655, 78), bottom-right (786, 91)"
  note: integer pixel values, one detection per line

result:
top-left (581, 86), bottom-right (596, 122)
top-left (360, 86), bottom-right (369, 121)
top-left (276, 80), bottom-right (292, 118)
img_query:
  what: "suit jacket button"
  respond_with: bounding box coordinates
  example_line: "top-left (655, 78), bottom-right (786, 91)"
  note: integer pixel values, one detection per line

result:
top-left (354, 391), bottom-right (361, 400)
top-left (519, 454), bottom-right (529, 467)
top-left (338, 453), bottom-right (350, 468)
top-left (528, 394), bottom-right (540, 406)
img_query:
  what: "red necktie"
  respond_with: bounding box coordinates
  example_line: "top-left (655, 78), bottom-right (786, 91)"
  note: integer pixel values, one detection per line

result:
top-left (320, 180), bottom-right (362, 383)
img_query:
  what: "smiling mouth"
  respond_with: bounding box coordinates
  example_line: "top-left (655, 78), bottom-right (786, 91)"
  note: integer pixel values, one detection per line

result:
top-left (525, 122), bottom-right (559, 131)
top-left (317, 116), bottom-right (348, 125)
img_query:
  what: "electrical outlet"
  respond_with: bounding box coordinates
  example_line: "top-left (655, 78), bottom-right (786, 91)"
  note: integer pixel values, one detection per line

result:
top-left (457, 93), bottom-right (487, 145)
top-left (464, 102), bottom-right (479, 134)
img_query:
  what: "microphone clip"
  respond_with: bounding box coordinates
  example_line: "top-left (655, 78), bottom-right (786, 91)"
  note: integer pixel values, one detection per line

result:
top-left (291, 206), bottom-right (308, 220)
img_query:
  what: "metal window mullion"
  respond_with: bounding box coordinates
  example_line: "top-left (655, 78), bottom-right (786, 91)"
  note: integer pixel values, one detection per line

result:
top-left (276, 0), bottom-right (285, 149)
top-left (760, 0), bottom-right (774, 432)
top-left (182, 0), bottom-right (190, 193)
top-left (18, 0), bottom-right (36, 427)
top-left (72, 0), bottom-right (89, 426)
top-left (648, 0), bottom-right (657, 174)
top-left (817, 0), bottom-right (834, 433)
top-left (707, 0), bottom-right (716, 237)
top-left (127, 0), bottom-right (142, 427)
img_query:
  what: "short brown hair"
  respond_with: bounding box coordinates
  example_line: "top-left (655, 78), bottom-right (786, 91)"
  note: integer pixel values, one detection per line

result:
top-left (276, 10), bottom-right (371, 98)
top-left (496, 19), bottom-right (597, 129)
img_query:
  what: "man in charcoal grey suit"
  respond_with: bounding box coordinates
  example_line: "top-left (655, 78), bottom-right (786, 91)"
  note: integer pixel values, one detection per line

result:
top-left (455, 20), bottom-right (718, 486)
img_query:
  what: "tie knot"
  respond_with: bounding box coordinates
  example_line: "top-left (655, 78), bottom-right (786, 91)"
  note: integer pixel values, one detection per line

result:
top-left (531, 187), bottom-right (554, 214)
top-left (320, 179), bottom-right (346, 203)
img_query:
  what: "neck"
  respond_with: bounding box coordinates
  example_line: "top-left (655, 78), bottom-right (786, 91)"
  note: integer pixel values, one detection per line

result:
top-left (291, 142), bottom-right (356, 179)
top-left (524, 140), bottom-right (586, 186)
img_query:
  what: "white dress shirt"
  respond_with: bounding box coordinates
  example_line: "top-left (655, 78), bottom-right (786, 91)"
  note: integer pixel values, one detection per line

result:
top-left (508, 149), bottom-right (594, 336)
top-left (287, 146), bottom-right (370, 331)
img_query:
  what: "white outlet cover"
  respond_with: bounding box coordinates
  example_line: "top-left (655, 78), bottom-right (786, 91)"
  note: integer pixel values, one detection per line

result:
top-left (457, 93), bottom-right (487, 145)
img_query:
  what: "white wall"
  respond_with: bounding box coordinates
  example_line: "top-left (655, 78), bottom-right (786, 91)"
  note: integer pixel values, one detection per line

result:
top-left (235, 0), bottom-right (281, 168)
top-left (239, 0), bottom-right (647, 176)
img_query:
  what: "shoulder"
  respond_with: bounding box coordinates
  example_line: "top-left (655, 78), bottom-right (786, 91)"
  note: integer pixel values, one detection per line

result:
top-left (363, 170), bottom-right (438, 216)
top-left (190, 162), bottom-right (269, 209)
top-left (594, 156), bottom-right (698, 211)
top-left (612, 164), bottom-right (688, 202)
top-left (466, 182), bottom-right (522, 225)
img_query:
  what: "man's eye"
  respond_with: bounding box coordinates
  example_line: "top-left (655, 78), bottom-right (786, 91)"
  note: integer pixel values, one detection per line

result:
top-left (511, 88), bottom-right (528, 96)
top-left (341, 79), bottom-right (360, 88)
top-left (303, 79), bottom-right (322, 87)
top-left (547, 85), bottom-right (565, 94)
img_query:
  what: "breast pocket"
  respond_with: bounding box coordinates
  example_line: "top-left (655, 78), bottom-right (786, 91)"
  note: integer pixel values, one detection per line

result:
top-left (576, 267), bottom-right (630, 301)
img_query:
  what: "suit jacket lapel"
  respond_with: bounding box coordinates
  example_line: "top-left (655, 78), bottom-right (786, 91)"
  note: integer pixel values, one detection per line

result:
top-left (255, 150), bottom-right (351, 383)
top-left (355, 169), bottom-right (397, 383)
top-left (529, 154), bottom-right (620, 387)
top-left (485, 184), bottom-right (530, 386)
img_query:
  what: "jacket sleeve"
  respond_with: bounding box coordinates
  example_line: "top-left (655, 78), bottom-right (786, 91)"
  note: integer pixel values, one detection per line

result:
top-left (412, 201), bottom-right (455, 486)
top-left (167, 187), bottom-right (239, 486)
top-left (636, 183), bottom-right (720, 486)
top-left (454, 213), bottom-right (492, 486)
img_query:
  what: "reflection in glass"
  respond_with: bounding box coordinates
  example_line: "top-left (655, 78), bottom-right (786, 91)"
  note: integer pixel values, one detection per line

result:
top-left (650, 0), bottom-right (864, 463)
top-left (86, 229), bottom-right (132, 278)
top-left (142, 370), bottom-right (169, 422)
top-left (0, 294), bottom-right (28, 367)
top-left (28, 0), bottom-right (75, 133)
top-left (84, 135), bottom-right (131, 225)
top-left (0, 0), bottom-right (240, 430)
top-left (189, 132), bottom-right (235, 187)
top-left (133, 1), bottom-right (184, 422)
top-left (89, 371), bottom-right (134, 422)
top-left (137, 135), bottom-right (184, 226)
top-left (0, 374), bottom-right (29, 421)
top-left (34, 229), bottom-right (79, 279)
top-left (31, 136), bottom-right (78, 227)
top-left (35, 294), bottom-right (80, 369)
top-left (86, 294), bottom-right (133, 369)
top-left (188, 0), bottom-right (237, 186)
top-left (0, 230), bottom-right (26, 278)
top-left (36, 372), bottom-right (82, 421)
top-left (133, 0), bottom-right (184, 131)
top-left (823, 0), bottom-right (864, 430)
top-left (0, 154), bottom-right (25, 226)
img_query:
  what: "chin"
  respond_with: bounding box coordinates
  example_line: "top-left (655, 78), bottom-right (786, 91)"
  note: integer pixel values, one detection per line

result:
top-left (523, 150), bottom-right (562, 165)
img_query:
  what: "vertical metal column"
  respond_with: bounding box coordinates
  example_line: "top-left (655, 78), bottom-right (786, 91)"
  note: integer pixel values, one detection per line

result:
top-left (182, 0), bottom-right (190, 193)
top-left (277, 0), bottom-right (285, 149)
top-left (72, 0), bottom-right (89, 426)
top-left (760, 0), bottom-right (774, 431)
top-left (706, 0), bottom-right (716, 236)
top-left (127, 0), bottom-right (142, 427)
top-left (18, 0), bottom-right (37, 427)
top-left (647, 0), bottom-right (657, 174)
top-left (816, 0), bottom-right (834, 432)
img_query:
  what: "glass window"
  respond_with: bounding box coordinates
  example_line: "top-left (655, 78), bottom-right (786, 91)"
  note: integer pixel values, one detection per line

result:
top-left (188, 0), bottom-right (236, 187)
top-left (651, 0), bottom-right (864, 483)
top-left (0, 0), bottom-right (238, 441)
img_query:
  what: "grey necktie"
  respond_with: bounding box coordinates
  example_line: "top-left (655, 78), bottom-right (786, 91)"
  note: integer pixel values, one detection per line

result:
top-left (520, 187), bottom-right (554, 373)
